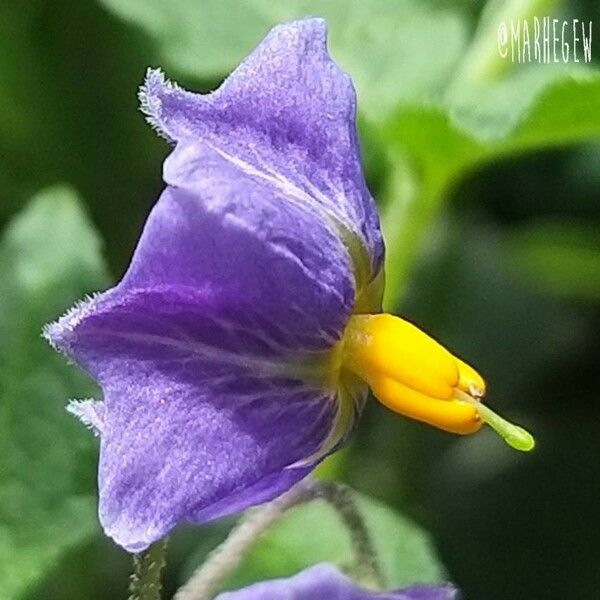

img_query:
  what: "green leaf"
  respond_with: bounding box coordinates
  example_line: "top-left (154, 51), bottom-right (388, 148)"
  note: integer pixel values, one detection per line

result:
top-left (444, 69), bottom-right (600, 150)
top-left (220, 493), bottom-right (445, 592)
top-left (98, 0), bottom-right (468, 121)
top-left (0, 186), bottom-right (109, 598)
top-left (381, 71), bottom-right (600, 308)
top-left (377, 0), bottom-right (600, 307)
top-left (505, 219), bottom-right (600, 301)
top-left (501, 73), bottom-right (600, 151)
top-left (388, 72), bottom-right (600, 174)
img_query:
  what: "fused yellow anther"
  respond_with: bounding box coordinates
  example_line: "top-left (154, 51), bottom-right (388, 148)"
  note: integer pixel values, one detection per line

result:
top-left (341, 313), bottom-right (535, 450)
top-left (343, 314), bottom-right (458, 400)
top-left (370, 376), bottom-right (481, 435)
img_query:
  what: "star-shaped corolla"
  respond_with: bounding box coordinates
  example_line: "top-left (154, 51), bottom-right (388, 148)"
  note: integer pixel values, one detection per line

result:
top-left (45, 18), bottom-right (533, 553)
top-left (215, 564), bottom-right (458, 600)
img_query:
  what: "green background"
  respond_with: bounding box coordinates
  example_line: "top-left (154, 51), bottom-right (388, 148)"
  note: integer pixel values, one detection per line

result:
top-left (1, 0), bottom-right (599, 598)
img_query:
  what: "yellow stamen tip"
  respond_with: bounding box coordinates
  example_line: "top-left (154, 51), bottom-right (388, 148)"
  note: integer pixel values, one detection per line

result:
top-left (456, 358), bottom-right (486, 397)
top-left (342, 314), bottom-right (486, 435)
top-left (343, 314), bottom-right (458, 400)
top-left (340, 313), bottom-right (535, 451)
top-left (370, 376), bottom-right (482, 435)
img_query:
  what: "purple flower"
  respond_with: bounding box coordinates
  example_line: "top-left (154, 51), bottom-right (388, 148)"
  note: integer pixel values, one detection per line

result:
top-left (45, 18), bottom-right (384, 552)
top-left (215, 564), bottom-right (458, 600)
top-left (45, 17), bottom-right (522, 552)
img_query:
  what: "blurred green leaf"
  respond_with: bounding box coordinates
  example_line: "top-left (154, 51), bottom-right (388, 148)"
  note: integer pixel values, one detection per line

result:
top-left (0, 1), bottom-right (165, 277)
top-left (447, 70), bottom-right (600, 149)
top-left (382, 72), bottom-right (600, 307)
top-left (215, 493), bottom-right (445, 592)
top-left (0, 186), bottom-right (108, 598)
top-left (378, 0), bottom-right (600, 308)
top-left (98, 0), bottom-right (468, 121)
top-left (506, 219), bottom-right (600, 300)
top-left (501, 74), bottom-right (600, 151)
top-left (387, 73), bottom-right (600, 179)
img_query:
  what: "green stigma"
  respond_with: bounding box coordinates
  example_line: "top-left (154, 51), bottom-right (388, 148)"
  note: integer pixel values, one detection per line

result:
top-left (455, 390), bottom-right (536, 452)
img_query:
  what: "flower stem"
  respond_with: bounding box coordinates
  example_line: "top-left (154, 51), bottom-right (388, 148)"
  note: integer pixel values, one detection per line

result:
top-left (128, 538), bottom-right (168, 600)
top-left (174, 478), bottom-right (383, 599)
top-left (174, 480), bottom-right (317, 600)
top-left (316, 480), bottom-right (385, 588)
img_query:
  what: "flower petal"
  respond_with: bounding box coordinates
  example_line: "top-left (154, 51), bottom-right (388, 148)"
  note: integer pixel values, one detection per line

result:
top-left (124, 158), bottom-right (356, 336)
top-left (66, 399), bottom-right (105, 436)
top-left (215, 564), bottom-right (459, 599)
top-left (45, 178), bottom-right (360, 551)
top-left (44, 18), bottom-right (384, 552)
top-left (48, 285), bottom-right (340, 551)
top-left (140, 18), bottom-right (383, 277)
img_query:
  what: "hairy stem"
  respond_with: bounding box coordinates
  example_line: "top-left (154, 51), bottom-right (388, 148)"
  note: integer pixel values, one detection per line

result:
top-left (128, 538), bottom-right (168, 600)
top-left (174, 480), bottom-right (318, 600)
top-left (316, 480), bottom-right (384, 588)
top-left (174, 479), bottom-right (383, 600)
